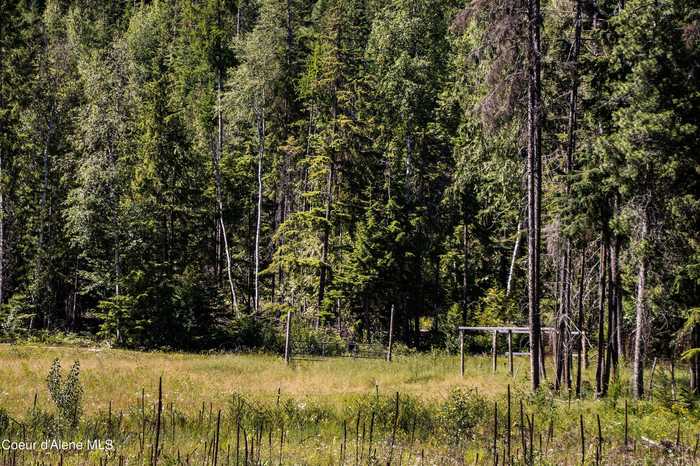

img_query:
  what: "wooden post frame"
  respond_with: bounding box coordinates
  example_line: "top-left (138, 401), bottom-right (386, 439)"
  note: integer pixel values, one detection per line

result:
top-left (457, 326), bottom-right (578, 377)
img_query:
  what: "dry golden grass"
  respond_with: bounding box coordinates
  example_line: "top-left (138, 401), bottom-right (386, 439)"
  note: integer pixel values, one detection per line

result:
top-left (0, 344), bottom-right (532, 416)
top-left (1, 344), bottom-right (699, 465)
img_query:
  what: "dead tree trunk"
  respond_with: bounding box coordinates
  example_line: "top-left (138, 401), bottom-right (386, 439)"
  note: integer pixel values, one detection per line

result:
top-left (575, 251), bottom-right (585, 397)
top-left (612, 202), bottom-right (623, 363)
top-left (595, 228), bottom-right (608, 398)
top-left (527, 0), bottom-right (543, 391)
top-left (632, 214), bottom-right (648, 399)
top-left (506, 219), bottom-right (523, 298)
top-left (608, 233), bottom-right (620, 375)
top-left (215, 65), bottom-right (239, 316)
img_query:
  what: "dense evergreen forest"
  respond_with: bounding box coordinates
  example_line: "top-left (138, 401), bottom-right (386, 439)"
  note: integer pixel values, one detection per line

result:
top-left (0, 0), bottom-right (697, 395)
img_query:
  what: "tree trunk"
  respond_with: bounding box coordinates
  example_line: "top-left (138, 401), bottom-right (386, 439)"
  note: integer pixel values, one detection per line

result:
top-left (691, 324), bottom-right (699, 394)
top-left (632, 215), bottom-right (648, 399)
top-left (527, 0), bottom-right (543, 391)
top-left (595, 231), bottom-right (608, 397)
top-left (603, 230), bottom-right (614, 387)
top-left (506, 220), bottom-right (523, 298)
top-left (612, 200), bottom-right (623, 363)
top-left (575, 251), bottom-right (585, 397)
top-left (215, 67), bottom-right (239, 316)
top-left (254, 112), bottom-right (265, 313)
top-left (318, 160), bottom-right (333, 311)
top-left (0, 148), bottom-right (4, 305)
top-left (609, 232), bottom-right (620, 374)
top-left (462, 199), bottom-right (469, 323)
top-left (561, 0), bottom-right (582, 392)
top-left (555, 252), bottom-right (565, 391)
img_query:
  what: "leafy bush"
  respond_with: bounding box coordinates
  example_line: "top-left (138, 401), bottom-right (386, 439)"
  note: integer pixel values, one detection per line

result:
top-left (291, 324), bottom-right (346, 356)
top-left (346, 392), bottom-right (434, 436)
top-left (228, 316), bottom-right (282, 351)
top-left (0, 294), bottom-right (34, 340)
top-left (437, 387), bottom-right (487, 441)
top-left (95, 294), bottom-right (148, 347)
top-left (46, 359), bottom-right (84, 429)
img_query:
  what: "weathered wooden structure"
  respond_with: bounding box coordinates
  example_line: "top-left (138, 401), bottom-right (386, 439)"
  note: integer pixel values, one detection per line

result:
top-left (457, 326), bottom-right (584, 377)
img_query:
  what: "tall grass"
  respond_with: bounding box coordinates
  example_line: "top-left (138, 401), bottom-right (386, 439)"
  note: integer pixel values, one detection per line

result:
top-left (0, 345), bottom-right (698, 464)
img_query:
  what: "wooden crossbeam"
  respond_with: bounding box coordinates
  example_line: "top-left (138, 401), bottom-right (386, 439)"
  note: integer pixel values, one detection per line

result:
top-left (457, 326), bottom-right (580, 335)
top-left (457, 326), bottom-right (583, 378)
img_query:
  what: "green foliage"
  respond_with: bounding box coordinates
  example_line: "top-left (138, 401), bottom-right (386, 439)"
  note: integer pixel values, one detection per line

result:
top-left (0, 0), bottom-right (696, 358)
top-left (291, 324), bottom-right (346, 356)
top-left (436, 387), bottom-right (487, 441)
top-left (94, 294), bottom-right (147, 347)
top-left (228, 316), bottom-right (282, 352)
top-left (46, 359), bottom-right (84, 429)
top-left (0, 409), bottom-right (8, 436)
top-left (472, 288), bottom-right (520, 327)
top-left (0, 294), bottom-right (34, 339)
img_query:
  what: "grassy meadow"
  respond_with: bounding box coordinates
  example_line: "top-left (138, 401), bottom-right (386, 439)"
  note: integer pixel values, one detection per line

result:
top-left (1, 344), bottom-right (699, 465)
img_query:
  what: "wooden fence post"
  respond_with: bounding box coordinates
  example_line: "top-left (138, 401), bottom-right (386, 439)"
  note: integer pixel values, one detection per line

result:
top-left (460, 329), bottom-right (465, 377)
top-left (284, 311), bottom-right (292, 365)
top-left (387, 305), bottom-right (394, 362)
top-left (648, 357), bottom-right (658, 398)
top-left (492, 330), bottom-right (498, 373)
top-left (508, 330), bottom-right (514, 376)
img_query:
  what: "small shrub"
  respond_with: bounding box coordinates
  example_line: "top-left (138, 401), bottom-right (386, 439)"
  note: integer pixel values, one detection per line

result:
top-left (26, 406), bottom-right (57, 438)
top-left (291, 325), bottom-right (345, 356)
top-left (46, 359), bottom-right (84, 429)
top-left (228, 316), bottom-right (282, 351)
top-left (0, 408), bottom-right (8, 435)
top-left (0, 294), bottom-right (34, 340)
top-left (437, 387), bottom-right (487, 441)
top-left (346, 392), bottom-right (433, 437)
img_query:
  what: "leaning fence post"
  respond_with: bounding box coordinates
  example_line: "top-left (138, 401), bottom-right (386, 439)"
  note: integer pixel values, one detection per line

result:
top-left (387, 304), bottom-right (394, 362)
top-left (460, 329), bottom-right (465, 377)
top-left (648, 357), bottom-right (658, 398)
top-left (284, 310), bottom-right (292, 365)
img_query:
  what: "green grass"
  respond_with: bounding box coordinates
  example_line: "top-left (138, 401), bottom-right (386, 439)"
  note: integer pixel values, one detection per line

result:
top-left (0, 344), bottom-right (698, 465)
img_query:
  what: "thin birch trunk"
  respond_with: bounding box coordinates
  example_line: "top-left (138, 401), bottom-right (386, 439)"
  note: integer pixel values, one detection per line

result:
top-left (506, 220), bottom-right (523, 298)
top-left (527, 0), bottom-right (543, 391)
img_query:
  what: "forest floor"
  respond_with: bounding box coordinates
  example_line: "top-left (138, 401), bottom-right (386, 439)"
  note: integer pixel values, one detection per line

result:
top-left (1, 344), bottom-right (699, 464)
